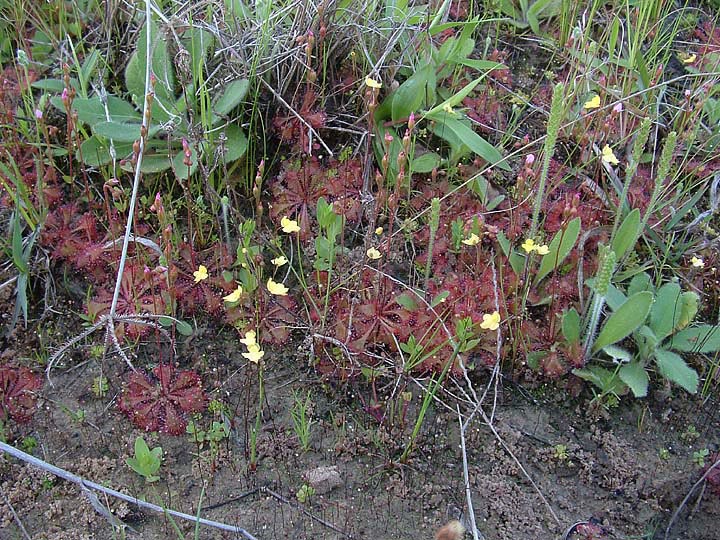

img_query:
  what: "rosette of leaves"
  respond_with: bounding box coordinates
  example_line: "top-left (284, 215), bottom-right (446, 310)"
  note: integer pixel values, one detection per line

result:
top-left (0, 366), bottom-right (42, 423)
top-left (49, 19), bottom-right (249, 178)
top-left (572, 273), bottom-right (720, 399)
top-left (118, 364), bottom-right (207, 435)
top-left (373, 18), bottom-right (510, 175)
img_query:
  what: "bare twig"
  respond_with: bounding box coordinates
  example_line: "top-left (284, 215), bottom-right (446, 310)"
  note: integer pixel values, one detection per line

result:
top-left (457, 404), bottom-right (484, 540)
top-left (0, 441), bottom-right (257, 539)
top-left (1, 488), bottom-right (31, 540)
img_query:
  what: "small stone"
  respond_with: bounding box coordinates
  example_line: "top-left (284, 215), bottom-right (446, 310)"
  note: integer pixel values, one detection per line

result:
top-left (303, 465), bottom-right (342, 494)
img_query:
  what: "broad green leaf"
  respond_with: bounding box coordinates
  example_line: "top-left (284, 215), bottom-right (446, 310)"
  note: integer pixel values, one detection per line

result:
top-left (457, 59), bottom-right (507, 72)
top-left (124, 19), bottom-right (175, 123)
top-left (611, 208), bottom-right (640, 259)
top-left (172, 144), bottom-right (198, 180)
top-left (534, 217), bottom-right (581, 284)
top-left (619, 361), bottom-right (649, 398)
top-left (603, 344), bottom-right (632, 363)
top-left (496, 231), bottom-right (511, 257)
top-left (669, 325), bottom-right (720, 353)
top-left (676, 292), bottom-right (699, 332)
top-left (592, 291), bottom-right (653, 353)
top-left (120, 153), bottom-right (174, 174)
top-left (391, 65), bottom-right (436, 122)
top-left (627, 272), bottom-right (652, 296)
top-left (424, 74), bottom-right (490, 118)
top-left (428, 114), bottom-right (509, 171)
top-left (654, 348), bottom-right (698, 393)
top-left (509, 251), bottom-right (525, 275)
top-left (430, 291), bottom-right (450, 307)
top-left (53, 95), bottom-right (141, 125)
top-left (32, 78), bottom-right (69, 92)
top-left (649, 282), bottom-right (682, 340)
top-left (212, 79), bottom-right (249, 118)
top-left (395, 292), bottom-right (419, 310)
top-left (92, 121), bottom-right (160, 142)
top-left (561, 308), bottom-right (581, 344)
top-left (412, 152), bottom-right (441, 173)
top-left (219, 124), bottom-right (248, 163)
top-left (80, 136), bottom-right (133, 167)
top-left (175, 320), bottom-right (193, 336)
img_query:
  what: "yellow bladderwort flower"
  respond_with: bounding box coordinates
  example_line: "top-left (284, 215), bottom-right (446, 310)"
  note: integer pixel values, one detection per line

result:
top-left (366, 247), bottom-right (382, 260)
top-left (679, 52), bottom-right (697, 64)
top-left (223, 285), bottom-right (243, 303)
top-left (271, 255), bottom-right (288, 267)
top-left (280, 216), bottom-right (301, 233)
top-left (521, 238), bottom-right (537, 253)
top-left (480, 311), bottom-right (501, 331)
top-left (583, 94), bottom-right (601, 109)
top-left (375, 227), bottom-right (383, 235)
top-left (365, 76), bottom-right (382, 89)
top-left (601, 144), bottom-right (620, 165)
top-left (193, 265), bottom-right (208, 283)
top-left (242, 342), bottom-right (265, 363)
top-left (267, 278), bottom-right (289, 296)
top-left (691, 256), bottom-right (705, 268)
top-left (462, 233), bottom-right (480, 246)
top-left (240, 330), bottom-right (257, 346)
top-left (535, 244), bottom-right (550, 255)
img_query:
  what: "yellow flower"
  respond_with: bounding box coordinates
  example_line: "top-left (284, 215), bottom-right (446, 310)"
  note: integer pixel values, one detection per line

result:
top-left (375, 227), bottom-right (383, 235)
top-left (583, 94), bottom-right (601, 109)
top-left (365, 76), bottom-right (382, 89)
top-left (601, 144), bottom-right (620, 165)
top-left (442, 103), bottom-right (455, 115)
top-left (272, 255), bottom-right (288, 266)
top-left (679, 52), bottom-right (697, 64)
top-left (535, 244), bottom-right (550, 255)
top-left (691, 256), bottom-right (705, 268)
top-left (462, 233), bottom-right (480, 246)
top-left (280, 216), bottom-right (301, 233)
top-left (240, 330), bottom-right (257, 346)
top-left (222, 285), bottom-right (243, 303)
top-left (193, 265), bottom-right (208, 283)
top-left (480, 311), bottom-right (501, 331)
top-left (521, 238), bottom-right (537, 253)
top-left (267, 278), bottom-right (289, 296)
top-left (242, 342), bottom-right (265, 363)
top-left (366, 247), bottom-right (382, 260)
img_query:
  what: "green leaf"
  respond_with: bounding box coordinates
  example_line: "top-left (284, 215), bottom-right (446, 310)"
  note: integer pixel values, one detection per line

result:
top-left (572, 366), bottom-right (627, 395)
top-left (611, 208), bottom-right (640, 259)
top-left (219, 124), bottom-right (248, 163)
top-left (32, 79), bottom-right (69, 92)
top-left (534, 217), bottom-right (581, 284)
top-left (649, 282), bottom-right (682, 340)
top-left (424, 73), bottom-right (493, 118)
top-left (212, 79), bottom-right (249, 118)
top-left (592, 291), bottom-right (653, 353)
top-left (172, 143), bottom-right (199, 180)
top-left (654, 349), bottom-right (698, 393)
top-left (619, 361), bottom-right (649, 398)
top-left (53, 96), bottom-right (141, 125)
top-left (124, 19), bottom-right (175, 123)
top-left (92, 121), bottom-right (160, 142)
top-left (428, 114), bottom-right (509, 171)
top-left (668, 325), bottom-right (720, 353)
top-left (603, 344), bottom-right (632, 363)
top-left (390, 65), bottom-right (436, 122)
top-left (395, 292), bottom-right (419, 310)
top-left (509, 251), bottom-right (525, 275)
top-left (676, 292), bottom-right (699, 332)
top-left (430, 291), bottom-right (449, 307)
top-left (412, 152), bottom-right (441, 173)
top-left (561, 308), bottom-right (581, 344)
top-left (627, 272), bottom-right (652, 296)
top-left (176, 320), bottom-right (193, 336)
top-left (80, 136), bottom-right (133, 167)
top-left (496, 231), bottom-right (511, 257)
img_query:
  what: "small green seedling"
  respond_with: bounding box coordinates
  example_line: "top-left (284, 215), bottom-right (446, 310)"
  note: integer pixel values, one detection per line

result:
top-left (681, 425), bottom-right (700, 443)
top-left (693, 448), bottom-right (709, 467)
top-left (296, 484), bottom-right (315, 504)
top-left (553, 444), bottom-right (569, 461)
top-left (91, 376), bottom-right (108, 398)
top-left (658, 448), bottom-right (670, 460)
top-left (126, 436), bottom-right (163, 483)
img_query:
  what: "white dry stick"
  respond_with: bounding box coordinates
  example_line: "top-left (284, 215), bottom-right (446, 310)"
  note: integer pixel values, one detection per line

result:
top-left (457, 404), bottom-right (484, 540)
top-left (0, 441), bottom-right (257, 539)
top-left (664, 456), bottom-right (720, 540)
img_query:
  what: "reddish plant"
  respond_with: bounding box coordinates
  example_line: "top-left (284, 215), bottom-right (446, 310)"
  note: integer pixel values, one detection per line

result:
top-left (0, 366), bottom-right (42, 423)
top-left (118, 364), bottom-right (207, 435)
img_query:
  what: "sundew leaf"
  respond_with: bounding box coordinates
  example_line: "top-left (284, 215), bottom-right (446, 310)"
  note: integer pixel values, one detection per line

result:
top-left (654, 348), bottom-right (698, 394)
top-left (592, 291), bottom-right (653, 353)
top-left (534, 217), bottom-right (581, 285)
